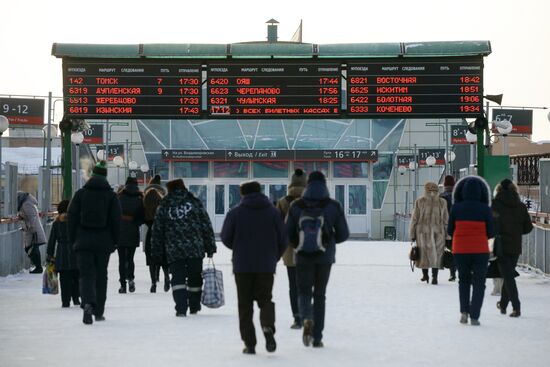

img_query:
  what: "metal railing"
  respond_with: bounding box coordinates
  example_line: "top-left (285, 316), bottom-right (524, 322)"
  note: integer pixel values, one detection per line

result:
top-left (520, 212), bottom-right (550, 274)
top-left (395, 213), bottom-right (411, 242)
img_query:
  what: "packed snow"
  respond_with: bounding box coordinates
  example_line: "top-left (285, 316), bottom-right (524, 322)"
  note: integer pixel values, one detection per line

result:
top-left (1, 241), bottom-right (550, 367)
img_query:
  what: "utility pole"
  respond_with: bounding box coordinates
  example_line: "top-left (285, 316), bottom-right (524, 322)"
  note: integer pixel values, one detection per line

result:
top-left (59, 118), bottom-right (73, 199)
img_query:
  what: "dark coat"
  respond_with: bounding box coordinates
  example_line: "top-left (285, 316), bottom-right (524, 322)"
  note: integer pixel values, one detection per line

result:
top-left (151, 188), bottom-right (216, 264)
top-left (491, 189), bottom-right (533, 255)
top-left (448, 176), bottom-right (494, 254)
top-left (68, 176), bottom-right (122, 253)
top-left (440, 186), bottom-right (453, 214)
top-left (46, 214), bottom-right (78, 271)
top-left (117, 184), bottom-right (145, 248)
top-left (286, 181), bottom-right (349, 265)
top-left (221, 192), bottom-right (288, 273)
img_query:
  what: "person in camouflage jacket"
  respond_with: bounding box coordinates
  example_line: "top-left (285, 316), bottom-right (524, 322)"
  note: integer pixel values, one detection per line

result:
top-left (151, 179), bottom-right (216, 316)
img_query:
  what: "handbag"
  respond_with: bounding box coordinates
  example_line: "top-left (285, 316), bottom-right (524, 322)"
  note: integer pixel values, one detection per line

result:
top-left (42, 263), bottom-right (59, 295)
top-left (486, 258), bottom-right (520, 279)
top-left (201, 259), bottom-right (225, 308)
top-left (440, 248), bottom-right (454, 269)
top-left (409, 242), bottom-right (420, 272)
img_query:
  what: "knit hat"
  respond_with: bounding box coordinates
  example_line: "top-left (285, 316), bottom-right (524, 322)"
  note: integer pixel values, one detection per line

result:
top-left (149, 174), bottom-right (161, 185)
top-left (92, 160), bottom-right (108, 177)
top-left (289, 169), bottom-right (307, 188)
top-left (166, 178), bottom-right (185, 193)
top-left (125, 176), bottom-right (138, 186)
top-left (307, 171), bottom-right (326, 184)
top-left (443, 175), bottom-right (455, 188)
top-left (240, 181), bottom-right (262, 196)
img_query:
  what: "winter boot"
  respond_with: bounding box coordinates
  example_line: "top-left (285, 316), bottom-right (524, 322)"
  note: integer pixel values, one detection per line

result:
top-left (431, 269), bottom-right (439, 285)
top-left (510, 310), bottom-right (521, 318)
top-left (95, 315), bottom-right (106, 321)
top-left (290, 316), bottom-right (302, 329)
top-left (449, 268), bottom-right (457, 282)
top-left (302, 319), bottom-right (314, 346)
top-left (263, 326), bottom-right (276, 353)
top-left (83, 304), bottom-right (94, 325)
top-left (470, 318), bottom-right (480, 326)
top-left (497, 301), bottom-right (506, 315)
top-left (460, 313), bottom-right (468, 324)
top-left (150, 283), bottom-right (157, 293)
top-left (242, 346), bottom-right (256, 354)
top-left (118, 282), bottom-right (127, 294)
top-left (420, 269), bottom-right (429, 283)
top-left (164, 275), bottom-right (170, 292)
top-left (312, 340), bottom-right (324, 348)
top-left (128, 280), bottom-right (136, 293)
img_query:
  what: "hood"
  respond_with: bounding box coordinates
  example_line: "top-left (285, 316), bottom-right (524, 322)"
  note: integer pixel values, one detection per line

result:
top-left (83, 176), bottom-right (113, 191)
top-left (240, 192), bottom-right (272, 209)
top-left (122, 183), bottom-right (142, 196)
top-left (163, 188), bottom-right (191, 206)
top-left (302, 181), bottom-right (330, 202)
top-left (145, 183), bottom-right (166, 196)
top-left (287, 185), bottom-right (304, 198)
top-left (494, 189), bottom-right (520, 208)
top-left (17, 192), bottom-right (30, 211)
top-left (453, 175), bottom-right (491, 205)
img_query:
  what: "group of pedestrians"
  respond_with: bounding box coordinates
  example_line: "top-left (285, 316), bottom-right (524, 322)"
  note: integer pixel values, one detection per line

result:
top-left (410, 174), bottom-right (533, 325)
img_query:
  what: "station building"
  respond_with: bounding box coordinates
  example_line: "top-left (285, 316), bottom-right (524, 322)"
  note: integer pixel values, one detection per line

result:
top-left (52, 40), bottom-right (491, 238)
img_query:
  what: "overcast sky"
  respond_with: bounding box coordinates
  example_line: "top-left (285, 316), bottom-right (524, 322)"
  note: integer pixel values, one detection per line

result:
top-left (1, 0), bottom-right (548, 139)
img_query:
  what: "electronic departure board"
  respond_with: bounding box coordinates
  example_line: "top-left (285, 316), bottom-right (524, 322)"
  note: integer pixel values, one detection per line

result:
top-left (63, 61), bottom-right (202, 118)
top-left (207, 64), bottom-right (341, 118)
top-left (347, 59), bottom-right (483, 118)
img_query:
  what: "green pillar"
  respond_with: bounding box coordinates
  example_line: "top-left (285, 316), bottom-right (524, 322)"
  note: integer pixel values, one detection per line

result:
top-left (61, 123), bottom-right (73, 199)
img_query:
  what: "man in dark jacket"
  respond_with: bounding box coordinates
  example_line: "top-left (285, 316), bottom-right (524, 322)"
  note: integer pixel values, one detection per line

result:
top-left (492, 179), bottom-right (533, 317)
top-left (117, 176), bottom-right (144, 294)
top-left (68, 161), bottom-right (121, 325)
top-left (440, 175), bottom-right (457, 281)
top-left (286, 171), bottom-right (349, 348)
top-left (221, 181), bottom-right (287, 355)
top-left (151, 179), bottom-right (216, 317)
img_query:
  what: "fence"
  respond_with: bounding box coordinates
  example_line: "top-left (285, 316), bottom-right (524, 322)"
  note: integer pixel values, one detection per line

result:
top-left (0, 220), bottom-right (51, 277)
top-left (395, 213), bottom-right (411, 242)
top-left (520, 222), bottom-right (550, 275)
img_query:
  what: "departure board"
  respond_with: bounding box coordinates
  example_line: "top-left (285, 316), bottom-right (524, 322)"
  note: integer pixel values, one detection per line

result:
top-left (347, 58), bottom-right (483, 118)
top-left (63, 61), bottom-right (202, 118)
top-left (207, 63), bottom-right (341, 118)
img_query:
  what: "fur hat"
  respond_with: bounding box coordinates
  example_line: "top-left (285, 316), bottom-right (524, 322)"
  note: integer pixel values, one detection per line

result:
top-left (240, 181), bottom-right (262, 196)
top-left (307, 171), bottom-right (326, 184)
top-left (125, 176), bottom-right (138, 186)
top-left (443, 175), bottom-right (455, 188)
top-left (496, 178), bottom-right (517, 193)
top-left (289, 169), bottom-right (307, 188)
top-left (92, 160), bottom-right (108, 177)
top-left (166, 178), bottom-right (185, 193)
top-left (149, 174), bottom-right (161, 185)
top-left (424, 182), bottom-right (439, 193)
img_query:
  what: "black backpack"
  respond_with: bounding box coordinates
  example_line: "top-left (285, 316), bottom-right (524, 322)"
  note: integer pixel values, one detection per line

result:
top-left (295, 199), bottom-right (330, 257)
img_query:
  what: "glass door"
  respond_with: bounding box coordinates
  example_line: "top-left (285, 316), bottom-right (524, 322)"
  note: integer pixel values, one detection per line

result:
top-left (333, 182), bottom-right (370, 235)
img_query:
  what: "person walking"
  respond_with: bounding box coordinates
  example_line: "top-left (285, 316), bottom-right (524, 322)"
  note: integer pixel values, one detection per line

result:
top-left (151, 179), bottom-right (216, 317)
top-left (17, 192), bottom-right (47, 273)
top-left (117, 176), bottom-right (145, 294)
top-left (46, 200), bottom-right (80, 307)
top-left (221, 181), bottom-right (287, 355)
top-left (409, 182), bottom-right (448, 284)
top-left (68, 161), bottom-right (121, 325)
top-left (448, 175), bottom-right (494, 326)
top-left (440, 175), bottom-right (457, 281)
top-left (276, 168), bottom-right (307, 329)
top-left (286, 171), bottom-right (349, 348)
top-left (143, 174), bottom-right (170, 293)
top-left (492, 179), bottom-right (533, 317)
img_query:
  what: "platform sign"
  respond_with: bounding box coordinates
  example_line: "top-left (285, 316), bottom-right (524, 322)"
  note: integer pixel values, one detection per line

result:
top-left (96, 144), bottom-right (124, 160)
top-left (491, 108), bottom-right (533, 134)
top-left (396, 155), bottom-right (415, 167)
top-left (63, 60), bottom-right (201, 119)
top-left (0, 97), bottom-right (45, 125)
top-left (418, 149), bottom-right (445, 165)
top-left (207, 63), bottom-right (341, 118)
top-left (82, 124), bottom-right (104, 144)
top-left (450, 125), bottom-right (468, 145)
top-left (347, 58), bottom-right (483, 118)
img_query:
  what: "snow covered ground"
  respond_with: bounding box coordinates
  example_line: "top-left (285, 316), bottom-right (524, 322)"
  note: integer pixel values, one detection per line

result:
top-left (1, 241), bottom-right (550, 367)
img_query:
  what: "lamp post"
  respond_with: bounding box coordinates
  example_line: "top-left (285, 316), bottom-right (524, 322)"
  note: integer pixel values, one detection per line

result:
top-left (140, 163), bottom-right (149, 188)
top-left (444, 151), bottom-right (456, 177)
top-left (96, 149), bottom-right (105, 161)
top-left (397, 165), bottom-right (407, 213)
top-left (113, 155), bottom-right (124, 186)
top-left (71, 132), bottom-right (84, 190)
top-left (41, 124), bottom-right (57, 167)
top-left (495, 120), bottom-right (513, 155)
top-left (465, 130), bottom-right (477, 171)
top-left (0, 115), bottom-right (8, 171)
top-left (426, 155), bottom-right (436, 182)
top-left (409, 161), bottom-right (417, 208)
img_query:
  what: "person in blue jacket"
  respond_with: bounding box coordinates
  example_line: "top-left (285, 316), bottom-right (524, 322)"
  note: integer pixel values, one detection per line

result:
top-left (286, 171), bottom-right (349, 348)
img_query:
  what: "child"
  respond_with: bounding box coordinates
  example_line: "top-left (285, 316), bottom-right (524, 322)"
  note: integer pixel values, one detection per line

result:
top-left (47, 200), bottom-right (80, 307)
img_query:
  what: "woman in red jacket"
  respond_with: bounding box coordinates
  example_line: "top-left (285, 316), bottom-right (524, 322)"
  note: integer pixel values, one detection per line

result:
top-left (448, 176), bottom-right (495, 326)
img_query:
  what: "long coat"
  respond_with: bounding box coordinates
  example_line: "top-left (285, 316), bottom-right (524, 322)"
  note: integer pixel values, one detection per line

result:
top-left (46, 214), bottom-right (78, 271)
top-left (409, 185), bottom-right (448, 269)
top-left (17, 192), bottom-right (46, 249)
top-left (117, 184), bottom-right (145, 248)
top-left (491, 189), bottom-right (533, 255)
top-left (143, 183), bottom-right (166, 265)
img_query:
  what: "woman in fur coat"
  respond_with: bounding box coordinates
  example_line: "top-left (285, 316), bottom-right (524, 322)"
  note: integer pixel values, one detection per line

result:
top-left (409, 182), bottom-right (448, 284)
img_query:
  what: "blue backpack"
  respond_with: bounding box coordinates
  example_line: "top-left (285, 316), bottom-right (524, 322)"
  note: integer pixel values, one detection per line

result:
top-left (295, 199), bottom-right (330, 257)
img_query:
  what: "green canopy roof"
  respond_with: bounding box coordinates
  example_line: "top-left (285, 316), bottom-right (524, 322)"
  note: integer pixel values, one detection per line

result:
top-left (52, 40), bottom-right (491, 59)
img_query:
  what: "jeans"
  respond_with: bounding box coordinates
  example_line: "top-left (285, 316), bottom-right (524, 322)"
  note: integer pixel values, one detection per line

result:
top-left (286, 266), bottom-right (300, 322)
top-left (169, 258), bottom-right (203, 314)
top-left (234, 273), bottom-right (275, 347)
top-left (77, 251), bottom-right (110, 317)
top-left (497, 254), bottom-right (520, 311)
top-left (296, 263), bottom-right (332, 341)
top-left (117, 247), bottom-right (136, 284)
top-left (454, 253), bottom-right (489, 320)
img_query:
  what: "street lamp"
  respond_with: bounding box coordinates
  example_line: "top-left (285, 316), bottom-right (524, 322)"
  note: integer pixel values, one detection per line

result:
top-left (128, 161), bottom-right (138, 170)
top-left (444, 151), bottom-right (456, 177)
top-left (42, 124), bottom-right (58, 167)
top-left (408, 161), bottom-right (417, 206)
top-left (426, 155), bottom-right (436, 182)
top-left (495, 120), bottom-right (513, 155)
top-left (113, 155), bottom-right (124, 186)
top-left (0, 115), bottom-right (9, 183)
top-left (71, 132), bottom-right (84, 190)
top-left (465, 130), bottom-right (477, 169)
top-left (140, 163), bottom-right (149, 187)
top-left (96, 149), bottom-right (105, 161)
